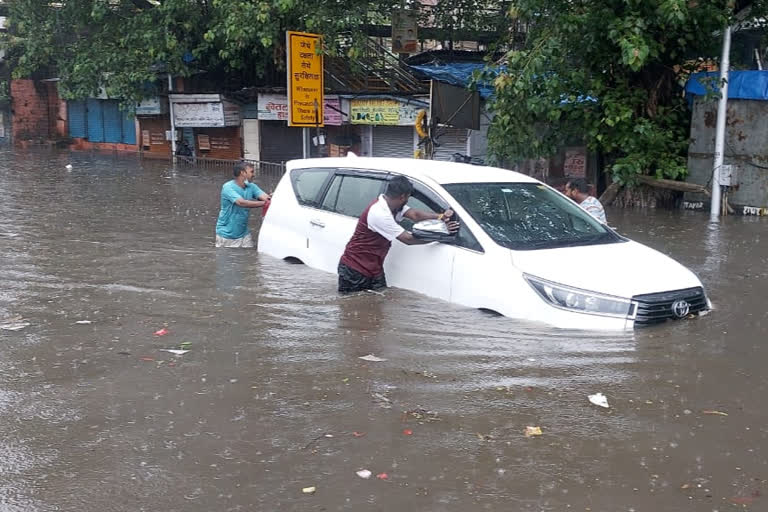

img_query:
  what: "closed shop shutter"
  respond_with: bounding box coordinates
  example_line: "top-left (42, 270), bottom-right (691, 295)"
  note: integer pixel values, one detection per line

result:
top-left (372, 126), bottom-right (414, 158)
top-left (103, 100), bottom-right (122, 143)
top-left (260, 121), bottom-right (303, 163)
top-left (87, 99), bottom-right (104, 142)
top-left (121, 111), bottom-right (136, 144)
top-left (433, 127), bottom-right (469, 161)
top-left (68, 101), bottom-right (87, 138)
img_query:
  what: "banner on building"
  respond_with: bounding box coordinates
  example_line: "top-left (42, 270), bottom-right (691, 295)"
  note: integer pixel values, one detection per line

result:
top-left (351, 99), bottom-right (423, 126)
top-left (170, 94), bottom-right (240, 128)
top-left (259, 93), bottom-right (342, 125)
top-left (286, 31), bottom-right (324, 127)
top-left (392, 10), bottom-right (419, 54)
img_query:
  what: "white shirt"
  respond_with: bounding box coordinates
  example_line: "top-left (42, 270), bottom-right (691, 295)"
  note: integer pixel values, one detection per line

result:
top-left (579, 196), bottom-right (607, 224)
top-left (366, 195), bottom-right (411, 241)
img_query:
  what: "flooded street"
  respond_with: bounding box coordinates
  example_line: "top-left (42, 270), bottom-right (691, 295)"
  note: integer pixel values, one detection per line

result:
top-left (1, 148), bottom-right (767, 512)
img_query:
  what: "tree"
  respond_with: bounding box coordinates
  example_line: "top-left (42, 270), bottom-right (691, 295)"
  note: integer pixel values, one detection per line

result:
top-left (487, 0), bottom-right (768, 184)
top-left (0, 0), bottom-right (400, 102)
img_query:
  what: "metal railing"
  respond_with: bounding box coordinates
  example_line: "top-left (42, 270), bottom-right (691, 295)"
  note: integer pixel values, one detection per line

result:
top-left (172, 156), bottom-right (286, 176)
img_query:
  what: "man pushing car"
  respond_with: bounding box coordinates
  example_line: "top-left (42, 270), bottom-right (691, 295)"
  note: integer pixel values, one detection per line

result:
top-left (338, 175), bottom-right (458, 293)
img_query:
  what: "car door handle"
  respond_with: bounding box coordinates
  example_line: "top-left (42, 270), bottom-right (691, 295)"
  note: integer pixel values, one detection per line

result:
top-left (310, 219), bottom-right (326, 228)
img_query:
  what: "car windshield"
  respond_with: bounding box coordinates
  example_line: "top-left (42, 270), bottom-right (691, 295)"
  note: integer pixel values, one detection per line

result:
top-left (442, 182), bottom-right (620, 250)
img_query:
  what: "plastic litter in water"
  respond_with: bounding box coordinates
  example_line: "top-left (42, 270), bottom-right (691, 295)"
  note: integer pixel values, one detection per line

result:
top-left (161, 349), bottom-right (189, 356)
top-left (356, 470), bottom-right (372, 479)
top-left (359, 354), bottom-right (387, 362)
top-left (524, 426), bottom-right (543, 437)
top-left (75, 320), bottom-right (92, 325)
top-left (302, 486), bottom-right (316, 495)
top-left (154, 328), bottom-right (170, 336)
top-left (588, 392), bottom-right (610, 408)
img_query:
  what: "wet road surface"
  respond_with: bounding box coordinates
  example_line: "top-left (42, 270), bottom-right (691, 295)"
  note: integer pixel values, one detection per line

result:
top-left (1, 148), bottom-right (767, 511)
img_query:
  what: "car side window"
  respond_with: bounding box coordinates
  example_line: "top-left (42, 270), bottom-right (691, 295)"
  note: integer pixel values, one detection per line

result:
top-left (291, 168), bottom-right (333, 207)
top-left (400, 192), bottom-right (440, 231)
top-left (321, 174), bottom-right (386, 218)
top-left (404, 182), bottom-right (484, 253)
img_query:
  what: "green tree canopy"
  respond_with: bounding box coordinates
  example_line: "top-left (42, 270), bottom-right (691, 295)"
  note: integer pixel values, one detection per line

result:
top-left (487, 0), bottom-right (768, 183)
top-left (1, 0), bottom-right (401, 101)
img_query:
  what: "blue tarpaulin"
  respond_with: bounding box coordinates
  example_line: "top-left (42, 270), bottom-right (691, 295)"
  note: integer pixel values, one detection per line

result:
top-left (685, 70), bottom-right (768, 101)
top-left (410, 63), bottom-right (498, 99)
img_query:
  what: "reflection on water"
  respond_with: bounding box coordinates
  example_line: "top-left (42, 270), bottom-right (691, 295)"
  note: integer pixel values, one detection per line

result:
top-left (1, 148), bottom-right (768, 511)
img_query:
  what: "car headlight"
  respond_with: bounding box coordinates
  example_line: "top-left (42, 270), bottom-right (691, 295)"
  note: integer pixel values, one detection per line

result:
top-left (524, 274), bottom-right (635, 319)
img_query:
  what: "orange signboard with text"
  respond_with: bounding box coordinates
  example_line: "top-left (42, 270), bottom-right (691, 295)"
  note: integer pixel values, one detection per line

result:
top-left (286, 31), bottom-right (324, 127)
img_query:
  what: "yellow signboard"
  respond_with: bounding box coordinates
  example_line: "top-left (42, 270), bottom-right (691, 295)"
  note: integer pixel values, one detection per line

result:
top-left (286, 31), bottom-right (324, 127)
top-left (350, 99), bottom-right (400, 125)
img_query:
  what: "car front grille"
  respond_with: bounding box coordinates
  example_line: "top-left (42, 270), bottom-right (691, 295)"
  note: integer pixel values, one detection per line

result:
top-left (631, 287), bottom-right (708, 326)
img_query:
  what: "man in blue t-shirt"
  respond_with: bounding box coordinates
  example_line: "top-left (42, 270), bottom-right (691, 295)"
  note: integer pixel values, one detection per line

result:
top-left (215, 162), bottom-right (271, 248)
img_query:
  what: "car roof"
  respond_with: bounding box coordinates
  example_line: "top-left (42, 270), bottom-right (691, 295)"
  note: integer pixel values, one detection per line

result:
top-left (285, 156), bottom-right (540, 185)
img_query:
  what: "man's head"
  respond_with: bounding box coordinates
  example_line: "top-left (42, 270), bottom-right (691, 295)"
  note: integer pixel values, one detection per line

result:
top-left (565, 177), bottom-right (590, 201)
top-left (234, 162), bottom-right (255, 181)
top-left (384, 175), bottom-right (413, 209)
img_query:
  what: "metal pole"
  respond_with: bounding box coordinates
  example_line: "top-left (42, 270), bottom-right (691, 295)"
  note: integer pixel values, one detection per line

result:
top-left (710, 24), bottom-right (731, 222)
top-left (168, 73), bottom-right (177, 164)
top-left (302, 128), bottom-right (310, 158)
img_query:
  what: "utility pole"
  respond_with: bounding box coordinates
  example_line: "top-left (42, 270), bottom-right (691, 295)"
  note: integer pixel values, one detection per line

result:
top-left (710, 24), bottom-right (732, 222)
top-left (168, 73), bottom-right (178, 164)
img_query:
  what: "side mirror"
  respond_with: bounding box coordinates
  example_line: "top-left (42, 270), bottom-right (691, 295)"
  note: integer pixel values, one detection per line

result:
top-left (412, 219), bottom-right (457, 243)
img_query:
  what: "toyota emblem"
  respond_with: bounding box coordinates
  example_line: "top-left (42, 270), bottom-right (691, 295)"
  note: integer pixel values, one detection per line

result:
top-left (671, 300), bottom-right (691, 319)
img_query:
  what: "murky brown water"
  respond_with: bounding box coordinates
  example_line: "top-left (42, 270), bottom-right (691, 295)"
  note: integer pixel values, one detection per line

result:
top-left (1, 148), bottom-right (767, 511)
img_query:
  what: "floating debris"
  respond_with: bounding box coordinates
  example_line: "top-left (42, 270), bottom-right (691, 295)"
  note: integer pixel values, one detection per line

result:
top-left (359, 354), bottom-right (387, 362)
top-left (356, 470), bottom-right (372, 479)
top-left (588, 392), bottom-right (610, 409)
top-left (160, 349), bottom-right (189, 356)
top-left (524, 426), bottom-right (543, 437)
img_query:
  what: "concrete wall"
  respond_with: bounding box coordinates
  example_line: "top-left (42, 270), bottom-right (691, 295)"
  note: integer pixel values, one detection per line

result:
top-left (686, 97), bottom-right (768, 213)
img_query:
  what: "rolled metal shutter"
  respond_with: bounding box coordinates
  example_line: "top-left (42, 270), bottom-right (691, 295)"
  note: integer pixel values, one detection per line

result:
top-left (87, 99), bottom-right (104, 142)
top-left (260, 121), bottom-right (303, 163)
top-left (102, 100), bottom-right (122, 143)
top-left (121, 110), bottom-right (136, 144)
top-left (67, 101), bottom-right (87, 138)
top-left (433, 127), bottom-right (469, 161)
top-left (372, 126), bottom-right (414, 158)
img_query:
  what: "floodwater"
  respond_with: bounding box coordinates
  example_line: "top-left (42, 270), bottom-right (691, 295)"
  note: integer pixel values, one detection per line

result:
top-left (1, 148), bottom-right (767, 512)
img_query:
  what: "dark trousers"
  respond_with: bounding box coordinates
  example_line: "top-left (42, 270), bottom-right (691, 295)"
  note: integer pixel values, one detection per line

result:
top-left (338, 263), bottom-right (387, 293)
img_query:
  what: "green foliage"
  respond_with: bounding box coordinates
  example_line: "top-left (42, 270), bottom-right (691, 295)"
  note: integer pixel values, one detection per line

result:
top-left (2, 0), bottom-right (401, 102)
top-left (488, 0), bottom-right (768, 183)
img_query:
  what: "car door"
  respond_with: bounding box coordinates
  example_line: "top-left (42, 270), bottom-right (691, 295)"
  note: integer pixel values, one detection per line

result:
top-left (384, 180), bottom-right (457, 302)
top-left (307, 170), bottom-right (388, 273)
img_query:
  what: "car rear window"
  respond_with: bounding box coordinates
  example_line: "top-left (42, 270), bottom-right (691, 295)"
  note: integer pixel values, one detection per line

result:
top-left (321, 174), bottom-right (386, 217)
top-left (290, 168), bottom-right (333, 207)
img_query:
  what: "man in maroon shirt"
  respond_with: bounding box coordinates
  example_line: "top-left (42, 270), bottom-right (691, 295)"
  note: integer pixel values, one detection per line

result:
top-left (338, 175), bottom-right (457, 293)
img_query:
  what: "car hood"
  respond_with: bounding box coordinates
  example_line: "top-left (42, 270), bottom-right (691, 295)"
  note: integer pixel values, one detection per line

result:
top-left (511, 240), bottom-right (703, 299)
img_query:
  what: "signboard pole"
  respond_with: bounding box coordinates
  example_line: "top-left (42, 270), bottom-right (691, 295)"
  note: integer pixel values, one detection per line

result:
top-left (168, 74), bottom-right (177, 163)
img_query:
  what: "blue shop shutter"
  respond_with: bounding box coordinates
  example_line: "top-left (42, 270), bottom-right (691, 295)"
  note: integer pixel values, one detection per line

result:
top-left (87, 99), bottom-right (104, 142)
top-left (120, 109), bottom-right (136, 144)
top-left (67, 101), bottom-right (87, 138)
top-left (103, 100), bottom-right (122, 143)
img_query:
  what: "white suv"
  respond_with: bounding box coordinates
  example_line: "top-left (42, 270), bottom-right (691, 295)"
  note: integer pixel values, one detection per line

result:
top-left (258, 156), bottom-right (709, 330)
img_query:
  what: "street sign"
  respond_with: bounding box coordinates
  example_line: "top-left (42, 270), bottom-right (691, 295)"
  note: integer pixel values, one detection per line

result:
top-left (286, 31), bottom-right (324, 127)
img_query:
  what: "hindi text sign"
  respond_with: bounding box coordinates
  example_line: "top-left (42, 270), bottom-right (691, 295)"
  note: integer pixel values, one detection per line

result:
top-left (287, 31), bottom-right (324, 127)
